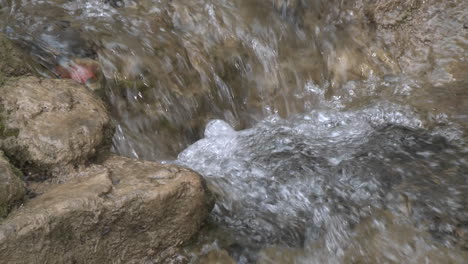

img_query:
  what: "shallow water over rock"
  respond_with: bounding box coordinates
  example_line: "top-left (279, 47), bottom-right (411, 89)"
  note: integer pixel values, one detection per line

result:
top-left (1, 0), bottom-right (467, 263)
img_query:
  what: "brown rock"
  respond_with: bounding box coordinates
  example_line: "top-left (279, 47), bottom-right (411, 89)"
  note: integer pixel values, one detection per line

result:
top-left (0, 34), bottom-right (32, 83)
top-left (366, 0), bottom-right (422, 29)
top-left (0, 151), bottom-right (25, 218)
top-left (196, 249), bottom-right (236, 264)
top-left (254, 211), bottom-right (468, 263)
top-left (365, 0), bottom-right (468, 84)
top-left (257, 246), bottom-right (305, 264)
top-left (0, 76), bottom-right (113, 179)
top-left (0, 155), bottom-right (214, 263)
top-left (343, 210), bottom-right (468, 263)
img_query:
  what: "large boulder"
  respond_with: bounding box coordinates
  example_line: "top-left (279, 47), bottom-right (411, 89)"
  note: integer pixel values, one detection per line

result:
top-left (0, 155), bottom-right (214, 263)
top-left (0, 151), bottom-right (25, 218)
top-left (0, 76), bottom-right (113, 179)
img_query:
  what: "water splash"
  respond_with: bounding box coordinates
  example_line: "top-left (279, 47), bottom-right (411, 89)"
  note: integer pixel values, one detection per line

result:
top-left (177, 103), bottom-right (467, 262)
top-left (1, 0), bottom-right (467, 262)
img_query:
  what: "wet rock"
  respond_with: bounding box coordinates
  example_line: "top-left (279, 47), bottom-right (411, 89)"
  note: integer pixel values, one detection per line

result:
top-left (257, 246), bottom-right (304, 264)
top-left (195, 249), bottom-right (236, 264)
top-left (0, 151), bottom-right (25, 218)
top-left (0, 155), bottom-right (214, 263)
top-left (256, 210), bottom-right (468, 263)
top-left (343, 210), bottom-right (468, 263)
top-left (0, 34), bottom-right (32, 83)
top-left (54, 58), bottom-right (101, 85)
top-left (5, 16), bottom-right (96, 71)
top-left (0, 77), bottom-right (112, 179)
top-left (365, 0), bottom-right (468, 85)
top-left (366, 0), bottom-right (422, 29)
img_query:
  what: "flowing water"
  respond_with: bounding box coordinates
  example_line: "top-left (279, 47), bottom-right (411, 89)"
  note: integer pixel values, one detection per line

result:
top-left (1, 0), bottom-right (467, 263)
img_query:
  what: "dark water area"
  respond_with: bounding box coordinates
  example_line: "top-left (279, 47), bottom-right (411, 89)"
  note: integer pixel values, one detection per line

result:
top-left (1, 0), bottom-right (467, 263)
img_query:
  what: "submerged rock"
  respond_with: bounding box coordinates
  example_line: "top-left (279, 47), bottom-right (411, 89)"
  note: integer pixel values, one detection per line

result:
top-left (0, 76), bottom-right (112, 179)
top-left (342, 210), bottom-right (468, 263)
top-left (0, 151), bottom-right (25, 218)
top-left (4, 15), bottom-right (97, 75)
top-left (195, 249), bottom-right (236, 264)
top-left (0, 34), bottom-right (32, 83)
top-left (256, 210), bottom-right (468, 263)
top-left (0, 155), bottom-right (214, 263)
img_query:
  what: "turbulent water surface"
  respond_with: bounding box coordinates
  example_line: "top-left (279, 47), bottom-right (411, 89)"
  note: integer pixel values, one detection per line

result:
top-left (1, 0), bottom-right (467, 263)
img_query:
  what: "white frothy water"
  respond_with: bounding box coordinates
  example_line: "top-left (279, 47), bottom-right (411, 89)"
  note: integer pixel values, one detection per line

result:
top-left (2, 0), bottom-right (467, 262)
top-left (177, 103), bottom-right (467, 262)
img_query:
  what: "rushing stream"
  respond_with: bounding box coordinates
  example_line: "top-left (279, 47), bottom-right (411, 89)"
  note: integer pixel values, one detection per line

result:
top-left (1, 0), bottom-right (467, 263)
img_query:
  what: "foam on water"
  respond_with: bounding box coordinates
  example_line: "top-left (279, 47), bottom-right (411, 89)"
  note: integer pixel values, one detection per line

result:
top-left (2, 0), bottom-right (467, 262)
top-left (177, 103), bottom-right (467, 262)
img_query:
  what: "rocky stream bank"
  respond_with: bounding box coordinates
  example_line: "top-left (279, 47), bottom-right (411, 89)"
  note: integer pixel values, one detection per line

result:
top-left (0, 33), bottom-right (214, 263)
top-left (0, 0), bottom-right (467, 263)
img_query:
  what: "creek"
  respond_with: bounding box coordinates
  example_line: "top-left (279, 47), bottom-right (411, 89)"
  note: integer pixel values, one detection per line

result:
top-left (1, 0), bottom-right (467, 263)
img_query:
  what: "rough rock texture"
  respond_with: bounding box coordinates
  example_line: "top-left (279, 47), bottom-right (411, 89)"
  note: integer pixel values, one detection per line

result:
top-left (0, 155), bottom-right (214, 263)
top-left (0, 76), bottom-right (113, 179)
top-left (0, 151), bottom-right (25, 218)
top-left (365, 0), bottom-right (468, 85)
top-left (0, 33), bottom-right (32, 83)
top-left (361, 0), bottom-right (468, 132)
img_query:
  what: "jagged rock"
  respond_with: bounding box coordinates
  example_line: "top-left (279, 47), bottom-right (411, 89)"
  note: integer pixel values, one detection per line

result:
top-left (0, 76), bottom-right (113, 179)
top-left (0, 151), bottom-right (25, 218)
top-left (0, 155), bottom-right (214, 263)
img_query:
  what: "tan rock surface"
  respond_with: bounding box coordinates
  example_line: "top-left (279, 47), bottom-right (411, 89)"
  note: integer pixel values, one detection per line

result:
top-left (0, 155), bottom-right (214, 263)
top-left (0, 77), bottom-right (112, 179)
top-left (365, 0), bottom-right (468, 84)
